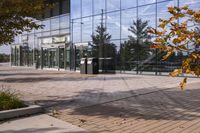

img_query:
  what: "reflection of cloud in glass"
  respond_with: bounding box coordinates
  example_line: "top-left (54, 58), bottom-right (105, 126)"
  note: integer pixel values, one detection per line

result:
top-left (0, 45), bottom-right (10, 54)
top-left (139, 0), bottom-right (156, 5)
top-left (71, 0), bottom-right (200, 43)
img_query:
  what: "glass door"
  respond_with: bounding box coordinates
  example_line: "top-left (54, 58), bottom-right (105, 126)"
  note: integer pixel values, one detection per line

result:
top-left (59, 48), bottom-right (65, 69)
top-left (49, 48), bottom-right (58, 68)
top-left (65, 48), bottom-right (70, 69)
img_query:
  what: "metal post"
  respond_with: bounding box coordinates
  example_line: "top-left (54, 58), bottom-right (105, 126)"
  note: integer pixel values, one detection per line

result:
top-left (74, 46), bottom-right (76, 71)
top-left (33, 35), bottom-right (36, 68)
top-left (40, 47), bottom-right (43, 69)
top-left (155, 0), bottom-right (158, 75)
top-left (64, 44), bottom-right (67, 70)
top-left (10, 46), bottom-right (12, 66)
top-left (58, 46), bottom-right (60, 71)
top-left (136, 0), bottom-right (139, 74)
top-left (120, 0), bottom-right (122, 73)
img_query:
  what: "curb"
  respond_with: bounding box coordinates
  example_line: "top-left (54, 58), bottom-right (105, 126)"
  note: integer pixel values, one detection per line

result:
top-left (0, 105), bottom-right (43, 121)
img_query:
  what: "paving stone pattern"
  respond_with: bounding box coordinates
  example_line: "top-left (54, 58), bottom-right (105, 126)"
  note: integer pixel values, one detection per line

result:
top-left (0, 64), bottom-right (200, 133)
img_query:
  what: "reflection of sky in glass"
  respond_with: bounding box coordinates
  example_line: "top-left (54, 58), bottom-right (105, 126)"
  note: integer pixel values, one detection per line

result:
top-left (71, 0), bottom-right (200, 44)
top-left (82, 17), bottom-right (92, 42)
top-left (107, 12), bottom-right (120, 39)
top-left (82, 0), bottom-right (92, 17)
top-left (3, 0), bottom-right (199, 54)
top-left (139, 0), bottom-right (156, 5)
top-left (0, 45), bottom-right (10, 54)
top-left (71, 0), bottom-right (81, 19)
top-left (107, 0), bottom-right (120, 12)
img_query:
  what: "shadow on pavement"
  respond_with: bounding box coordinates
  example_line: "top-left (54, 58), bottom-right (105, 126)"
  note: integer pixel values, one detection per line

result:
top-left (32, 83), bottom-right (200, 121)
top-left (0, 75), bottom-right (140, 83)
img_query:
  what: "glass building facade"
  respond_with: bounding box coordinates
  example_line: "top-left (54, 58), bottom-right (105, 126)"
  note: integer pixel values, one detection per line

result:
top-left (11, 0), bottom-right (71, 70)
top-left (11, 0), bottom-right (200, 74)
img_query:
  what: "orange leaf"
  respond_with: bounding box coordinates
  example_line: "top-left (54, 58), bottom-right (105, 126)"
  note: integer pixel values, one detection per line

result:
top-left (162, 51), bottom-right (173, 61)
top-left (148, 28), bottom-right (156, 34)
top-left (155, 38), bottom-right (165, 43)
top-left (170, 69), bottom-right (182, 77)
top-left (180, 78), bottom-right (187, 90)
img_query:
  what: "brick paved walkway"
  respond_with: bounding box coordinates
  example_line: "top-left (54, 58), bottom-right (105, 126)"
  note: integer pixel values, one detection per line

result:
top-left (0, 64), bottom-right (200, 133)
top-left (55, 83), bottom-right (200, 133)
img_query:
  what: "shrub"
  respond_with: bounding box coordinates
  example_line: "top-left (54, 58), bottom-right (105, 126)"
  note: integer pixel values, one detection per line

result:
top-left (0, 89), bottom-right (25, 111)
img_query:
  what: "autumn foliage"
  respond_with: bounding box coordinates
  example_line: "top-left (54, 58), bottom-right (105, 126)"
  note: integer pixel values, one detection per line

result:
top-left (148, 6), bottom-right (200, 90)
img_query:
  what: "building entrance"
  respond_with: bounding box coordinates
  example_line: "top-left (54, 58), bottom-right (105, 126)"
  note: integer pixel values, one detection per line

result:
top-left (41, 46), bottom-right (70, 70)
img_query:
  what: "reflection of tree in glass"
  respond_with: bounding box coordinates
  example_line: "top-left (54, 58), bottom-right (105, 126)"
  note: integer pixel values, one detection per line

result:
top-left (91, 24), bottom-right (117, 58)
top-left (120, 19), bottom-right (152, 70)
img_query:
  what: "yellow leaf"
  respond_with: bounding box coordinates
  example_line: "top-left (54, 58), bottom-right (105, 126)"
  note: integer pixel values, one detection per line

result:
top-left (180, 78), bottom-right (187, 90)
top-left (148, 28), bottom-right (156, 34)
top-left (186, 69), bottom-right (191, 74)
top-left (162, 51), bottom-right (173, 61)
top-left (186, 9), bottom-right (195, 15)
top-left (191, 53), bottom-right (198, 59)
top-left (170, 69), bottom-right (182, 77)
top-left (155, 38), bottom-right (165, 43)
top-left (168, 7), bottom-right (175, 14)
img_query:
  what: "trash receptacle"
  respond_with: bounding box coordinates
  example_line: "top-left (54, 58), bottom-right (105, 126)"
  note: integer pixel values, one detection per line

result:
top-left (87, 58), bottom-right (99, 74)
top-left (80, 58), bottom-right (87, 74)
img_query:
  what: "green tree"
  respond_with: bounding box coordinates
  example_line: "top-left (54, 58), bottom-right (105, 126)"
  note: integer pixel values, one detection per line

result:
top-left (0, 54), bottom-right (10, 62)
top-left (91, 25), bottom-right (116, 58)
top-left (0, 0), bottom-right (47, 45)
top-left (120, 19), bottom-right (152, 70)
top-left (123, 19), bottom-right (151, 60)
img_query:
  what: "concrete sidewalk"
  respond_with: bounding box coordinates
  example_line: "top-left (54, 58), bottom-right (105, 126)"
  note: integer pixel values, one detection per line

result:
top-left (0, 114), bottom-right (91, 133)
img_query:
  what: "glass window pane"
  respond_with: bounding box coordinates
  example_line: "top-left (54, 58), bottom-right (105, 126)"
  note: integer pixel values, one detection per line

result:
top-left (107, 11), bottom-right (120, 39)
top-left (82, 17), bottom-right (92, 42)
top-left (138, 4), bottom-right (156, 28)
top-left (51, 30), bottom-right (59, 35)
top-left (121, 0), bottom-right (137, 9)
top-left (157, 1), bottom-right (174, 27)
top-left (35, 21), bottom-right (42, 33)
top-left (52, 1), bottom-right (59, 16)
top-left (93, 15), bottom-right (102, 33)
top-left (157, 0), bottom-right (172, 2)
top-left (94, 0), bottom-right (105, 15)
top-left (179, 0), bottom-right (200, 26)
top-left (60, 28), bottom-right (70, 34)
top-left (72, 19), bottom-right (81, 43)
top-left (180, 0), bottom-right (200, 10)
top-left (139, 0), bottom-right (156, 6)
top-left (14, 36), bottom-right (19, 44)
top-left (82, 0), bottom-right (92, 17)
top-left (51, 17), bottom-right (60, 30)
top-left (42, 19), bottom-right (50, 31)
top-left (121, 8), bottom-right (137, 39)
top-left (44, 7), bottom-right (51, 18)
top-left (71, 0), bottom-right (81, 19)
top-left (60, 15), bottom-right (69, 29)
top-left (28, 34), bottom-right (34, 49)
top-left (61, 0), bottom-right (70, 14)
top-left (42, 31), bottom-right (50, 36)
top-left (107, 0), bottom-right (120, 12)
